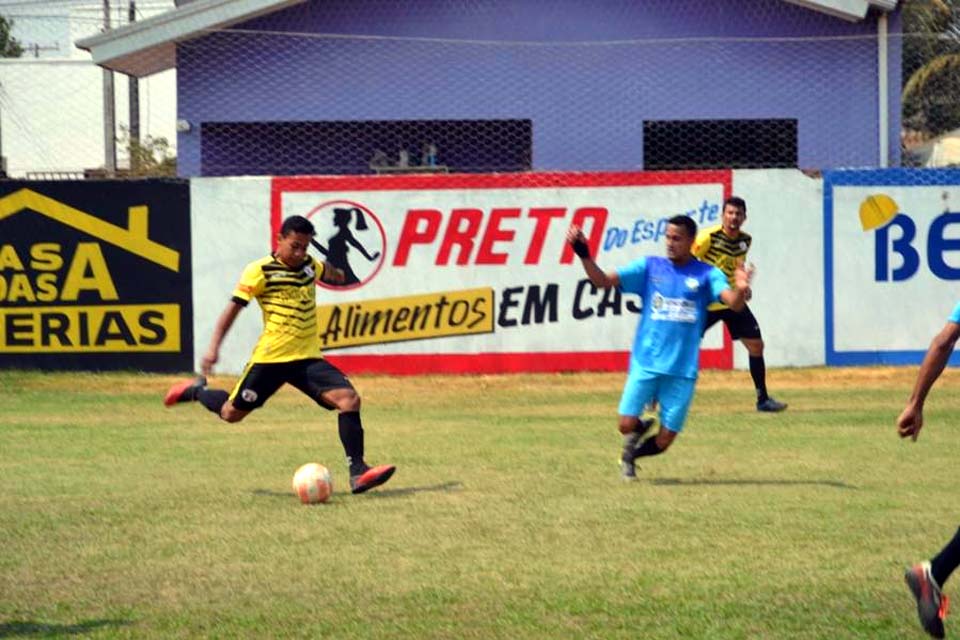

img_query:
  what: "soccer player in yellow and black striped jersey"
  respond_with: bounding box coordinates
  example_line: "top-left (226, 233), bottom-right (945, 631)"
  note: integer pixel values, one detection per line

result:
top-left (692, 196), bottom-right (787, 412)
top-left (163, 215), bottom-right (396, 494)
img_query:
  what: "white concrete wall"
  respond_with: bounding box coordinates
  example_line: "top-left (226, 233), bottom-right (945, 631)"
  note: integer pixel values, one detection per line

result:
top-left (188, 169), bottom-right (960, 374)
top-left (728, 169), bottom-right (825, 368)
top-left (190, 177), bottom-right (275, 374)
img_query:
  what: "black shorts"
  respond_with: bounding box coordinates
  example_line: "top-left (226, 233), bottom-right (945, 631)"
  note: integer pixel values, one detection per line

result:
top-left (229, 358), bottom-right (354, 411)
top-left (703, 305), bottom-right (762, 341)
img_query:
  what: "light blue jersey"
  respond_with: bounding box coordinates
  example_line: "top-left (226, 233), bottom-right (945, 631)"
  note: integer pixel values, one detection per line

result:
top-left (616, 256), bottom-right (730, 379)
top-left (950, 302), bottom-right (960, 323)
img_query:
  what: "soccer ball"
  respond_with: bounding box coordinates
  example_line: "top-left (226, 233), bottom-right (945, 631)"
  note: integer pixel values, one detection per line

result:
top-left (292, 463), bottom-right (333, 504)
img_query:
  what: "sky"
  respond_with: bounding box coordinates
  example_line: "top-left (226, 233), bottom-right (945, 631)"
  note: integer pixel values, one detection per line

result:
top-left (0, 0), bottom-right (175, 59)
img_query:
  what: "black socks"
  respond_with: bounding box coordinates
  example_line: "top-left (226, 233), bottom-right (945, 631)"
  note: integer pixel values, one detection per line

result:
top-left (749, 355), bottom-right (768, 403)
top-left (931, 527), bottom-right (960, 587)
top-left (634, 436), bottom-right (664, 458)
top-left (197, 388), bottom-right (228, 414)
top-left (338, 411), bottom-right (366, 474)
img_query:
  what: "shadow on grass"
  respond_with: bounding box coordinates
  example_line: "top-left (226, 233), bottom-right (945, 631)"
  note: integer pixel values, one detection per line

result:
top-left (0, 619), bottom-right (131, 638)
top-left (366, 480), bottom-right (463, 498)
top-left (651, 477), bottom-right (856, 489)
top-left (252, 481), bottom-right (463, 500)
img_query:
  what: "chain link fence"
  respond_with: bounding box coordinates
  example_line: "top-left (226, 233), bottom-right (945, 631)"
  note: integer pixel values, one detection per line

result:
top-left (2, 0), bottom-right (960, 178)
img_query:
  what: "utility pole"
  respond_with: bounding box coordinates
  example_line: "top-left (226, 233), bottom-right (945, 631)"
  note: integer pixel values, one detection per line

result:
top-left (128, 0), bottom-right (139, 170)
top-left (0, 81), bottom-right (5, 178)
top-left (24, 42), bottom-right (60, 58)
top-left (103, 0), bottom-right (116, 175)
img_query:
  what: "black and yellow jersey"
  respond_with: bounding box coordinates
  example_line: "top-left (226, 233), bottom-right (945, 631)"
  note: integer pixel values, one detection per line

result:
top-left (231, 255), bottom-right (325, 363)
top-left (693, 224), bottom-right (751, 310)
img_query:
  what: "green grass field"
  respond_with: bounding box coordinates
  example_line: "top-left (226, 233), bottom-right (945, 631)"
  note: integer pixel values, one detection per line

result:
top-left (3, 367), bottom-right (960, 639)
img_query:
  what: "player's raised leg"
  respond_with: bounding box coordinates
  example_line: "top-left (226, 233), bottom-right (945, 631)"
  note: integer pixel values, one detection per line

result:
top-left (164, 363), bottom-right (269, 423)
top-left (163, 375), bottom-right (208, 406)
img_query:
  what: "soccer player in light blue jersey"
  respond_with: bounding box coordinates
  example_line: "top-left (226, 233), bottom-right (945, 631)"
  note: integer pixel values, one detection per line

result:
top-left (566, 215), bottom-right (752, 480)
top-left (898, 302), bottom-right (960, 639)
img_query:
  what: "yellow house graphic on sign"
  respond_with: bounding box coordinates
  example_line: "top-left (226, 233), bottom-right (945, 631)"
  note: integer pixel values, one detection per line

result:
top-left (0, 188), bottom-right (180, 272)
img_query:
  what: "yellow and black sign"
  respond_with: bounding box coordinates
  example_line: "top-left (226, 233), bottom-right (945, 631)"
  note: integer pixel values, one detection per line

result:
top-left (317, 287), bottom-right (494, 350)
top-left (0, 181), bottom-right (192, 371)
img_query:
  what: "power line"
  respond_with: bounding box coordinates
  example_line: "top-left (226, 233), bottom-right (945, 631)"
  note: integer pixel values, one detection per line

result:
top-left (0, 0), bottom-right (172, 9)
top-left (7, 12), bottom-right (167, 21)
top-left (0, 0), bottom-right (112, 7)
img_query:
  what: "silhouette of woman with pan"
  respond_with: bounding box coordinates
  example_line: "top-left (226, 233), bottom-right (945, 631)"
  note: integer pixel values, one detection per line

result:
top-left (312, 207), bottom-right (381, 286)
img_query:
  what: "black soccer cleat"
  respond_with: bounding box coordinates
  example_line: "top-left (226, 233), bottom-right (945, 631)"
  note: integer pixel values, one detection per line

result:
top-left (905, 561), bottom-right (949, 639)
top-left (350, 464), bottom-right (396, 494)
top-left (619, 453), bottom-right (637, 481)
top-left (756, 397), bottom-right (788, 412)
top-left (163, 375), bottom-right (207, 407)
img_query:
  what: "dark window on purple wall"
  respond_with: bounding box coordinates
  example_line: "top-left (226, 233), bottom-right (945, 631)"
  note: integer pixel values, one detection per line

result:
top-left (199, 119), bottom-right (533, 176)
top-left (643, 119), bottom-right (798, 170)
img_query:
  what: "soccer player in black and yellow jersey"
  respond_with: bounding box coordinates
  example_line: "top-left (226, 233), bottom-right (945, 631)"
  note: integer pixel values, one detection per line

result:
top-left (693, 196), bottom-right (787, 412)
top-left (163, 215), bottom-right (396, 494)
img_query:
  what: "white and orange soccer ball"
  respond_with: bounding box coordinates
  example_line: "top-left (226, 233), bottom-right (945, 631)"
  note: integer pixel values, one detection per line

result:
top-left (292, 463), bottom-right (333, 504)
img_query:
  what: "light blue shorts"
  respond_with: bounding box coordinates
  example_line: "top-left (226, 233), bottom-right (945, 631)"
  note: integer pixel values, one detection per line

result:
top-left (617, 368), bottom-right (696, 433)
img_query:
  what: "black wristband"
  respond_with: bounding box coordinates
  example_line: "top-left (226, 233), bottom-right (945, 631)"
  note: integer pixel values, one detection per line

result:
top-left (571, 238), bottom-right (591, 259)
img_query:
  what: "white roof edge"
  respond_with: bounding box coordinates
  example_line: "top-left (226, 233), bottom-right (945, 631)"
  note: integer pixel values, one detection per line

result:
top-left (782, 0), bottom-right (899, 21)
top-left (75, 0), bottom-right (305, 76)
top-left (81, 0), bottom-right (899, 76)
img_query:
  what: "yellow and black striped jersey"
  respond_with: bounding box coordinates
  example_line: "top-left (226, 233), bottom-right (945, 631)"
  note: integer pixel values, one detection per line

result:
top-left (693, 224), bottom-right (751, 310)
top-left (231, 255), bottom-right (325, 363)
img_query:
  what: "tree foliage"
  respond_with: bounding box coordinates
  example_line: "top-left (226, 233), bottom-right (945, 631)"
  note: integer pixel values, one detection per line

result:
top-left (0, 15), bottom-right (23, 58)
top-left (902, 0), bottom-right (960, 136)
top-left (118, 126), bottom-right (177, 177)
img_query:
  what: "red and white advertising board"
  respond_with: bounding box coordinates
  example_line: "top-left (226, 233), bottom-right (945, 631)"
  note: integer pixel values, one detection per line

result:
top-left (265, 171), bottom-right (733, 374)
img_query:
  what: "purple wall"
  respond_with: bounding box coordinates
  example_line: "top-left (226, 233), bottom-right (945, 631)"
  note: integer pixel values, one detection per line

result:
top-left (175, 0), bottom-right (902, 176)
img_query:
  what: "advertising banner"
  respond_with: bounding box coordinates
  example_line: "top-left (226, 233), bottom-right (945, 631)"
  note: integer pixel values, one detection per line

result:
top-left (824, 169), bottom-right (960, 365)
top-left (0, 180), bottom-right (193, 371)
top-left (264, 172), bottom-right (733, 374)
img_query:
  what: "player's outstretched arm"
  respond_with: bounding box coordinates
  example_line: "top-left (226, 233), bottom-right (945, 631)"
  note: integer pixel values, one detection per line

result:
top-left (201, 300), bottom-right (244, 375)
top-left (898, 320), bottom-right (960, 441)
top-left (566, 224), bottom-right (619, 289)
